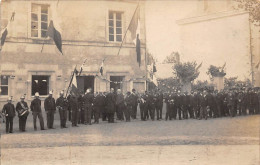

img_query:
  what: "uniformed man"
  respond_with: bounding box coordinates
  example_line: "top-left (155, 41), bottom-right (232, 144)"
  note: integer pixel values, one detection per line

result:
top-left (139, 92), bottom-right (148, 121)
top-left (130, 89), bottom-right (138, 119)
top-left (124, 91), bottom-right (133, 122)
top-left (227, 91), bottom-right (236, 117)
top-left (93, 92), bottom-right (102, 124)
top-left (156, 89), bottom-right (164, 120)
top-left (105, 88), bottom-right (116, 123)
top-left (69, 91), bottom-right (79, 127)
top-left (116, 89), bottom-right (125, 121)
top-left (2, 97), bottom-right (16, 133)
top-left (16, 95), bottom-right (29, 132)
top-left (83, 88), bottom-right (94, 125)
top-left (175, 90), bottom-right (183, 120)
top-left (56, 91), bottom-right (68, 128)
top-left (199, 90), bottom-right (208, 120)
top-left (30, 92), bottom-right (45, 130)
top-left (44, 91), bottom-right (56, 129)
top-left (77, 92), bottom-right (84, 124)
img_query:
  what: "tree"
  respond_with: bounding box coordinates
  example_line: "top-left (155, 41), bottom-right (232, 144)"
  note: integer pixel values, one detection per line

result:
top-left (207, 65), bottom-right (226, 80)
top-left (235, 0), bottom-right (260, 26)
top-left (173, 61), bottom-right (200, 83)
top-left (163, 51), bottom-right (180, 64)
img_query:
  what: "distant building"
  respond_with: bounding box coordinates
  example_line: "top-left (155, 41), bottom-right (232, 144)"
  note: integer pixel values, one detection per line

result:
top-left (0, 0), bottom-right (147, 107)
top-left (177, 0), bottom-right (260, 86)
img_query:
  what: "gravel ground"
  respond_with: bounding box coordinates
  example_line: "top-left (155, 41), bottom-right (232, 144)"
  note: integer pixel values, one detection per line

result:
top-left (0, 110), bottom-right (259, 165)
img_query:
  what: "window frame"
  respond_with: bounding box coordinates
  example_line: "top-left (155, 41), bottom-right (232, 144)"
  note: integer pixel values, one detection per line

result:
top-left (108, 11), bottom-right (124, 43)
top-left (0, 75), bottom-right (9, 96)
top-left (30, 3), bottom-right (50, 39)
top-left (31, 75), bottom-right (50, 96)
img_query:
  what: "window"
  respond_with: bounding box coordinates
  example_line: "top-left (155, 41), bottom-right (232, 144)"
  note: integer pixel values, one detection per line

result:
top-left (31, 4), bottom-right (49, 38)
top-left (0, 75), bottom-right (9, 96)
top-left (32, 75), bottom-right (49, 95)
top-left (108, 11), bottom-right (123, 42)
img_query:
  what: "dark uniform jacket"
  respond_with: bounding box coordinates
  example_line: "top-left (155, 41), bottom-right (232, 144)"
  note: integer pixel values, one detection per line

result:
top-left (83, 93), bottom-right (94, 105)
top-left (199, 94), bottom-right (208, 108)
top-left (105, 93), bottom-right (116, 113)
top-left (44, 96), bottom-right (56, 112)
top-left (2, 103), bottom-right (16, 117)
top-left (56, 97), bottom-right (69, 110)
top-left (16, 101), bottom-right (29, 116)
top-left (116, 93), bottom-right (125, 106)
top-left (69, 96), bottom-right (78, 112)
top-left (30, 98), bottom-right (42, 112)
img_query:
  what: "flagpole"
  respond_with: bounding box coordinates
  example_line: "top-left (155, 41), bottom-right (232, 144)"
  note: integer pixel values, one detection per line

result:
top-left (65, 65), bottom-right (77, 98)
top-left (117, 1), bottom-right (140, 56)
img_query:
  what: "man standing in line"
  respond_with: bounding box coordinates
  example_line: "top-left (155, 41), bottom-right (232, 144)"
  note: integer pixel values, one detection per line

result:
top-left (199, 90), bottom-right (208, 120)
top-left (130, 89), bottom-right (138, 119)
top-left (116, 89), bottom-right (125, 121)
top-left (56, 91), bottom-right (68, 128)
top-left (83, 88), bottom-right (94, 125)
top-left (69, 91), bottom-right (79, 127)
top-left (156, 89), bottom-right (164, 120)
top-left (16, 95), bottom-right (29, 132)
top-left (105, 88), bottom-right (116, 123)
top-left (30, 92), bottom-right (45, 130)
top-left (2, 97), bottom-right (16, 133)
top-left (124, 91), bottom-right (133, 122)
top-left (44, 91), bottom-right (56, 129)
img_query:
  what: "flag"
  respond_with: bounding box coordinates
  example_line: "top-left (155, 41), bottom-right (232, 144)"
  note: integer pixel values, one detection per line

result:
top-left (152, 74), bottom-right (158, 87)
top-left (153, 63), bottom-right (157, 72)
top-left (79, 58), bottom-right (87, 76)
top-left (69, 69), bottom-right (80, 96)
top-left (0, 12), bottom-right (15, 48)
top-left (196, 62), bottom-right (202, 71)
top-left (128, 4), bottom-right (141, 66)
top-left (255, 61), bottom-right (260, 69)
top-left (221, 62), bottom-right (226, 71)
top-left (100, 59), bottom-right (104, 76)
top-left (47, 20), bottom-right (62, 54)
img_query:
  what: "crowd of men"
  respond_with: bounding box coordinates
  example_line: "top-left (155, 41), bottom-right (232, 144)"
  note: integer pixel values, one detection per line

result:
top-left (1, 87), bottom-right (260, 134)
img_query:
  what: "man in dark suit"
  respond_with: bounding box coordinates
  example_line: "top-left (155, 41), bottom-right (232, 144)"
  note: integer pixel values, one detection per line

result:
top-left (130, 89), bottom-right (138, 119)
top-left (2, 97), bottom-right (16, 133)
top-left (44, 91), bottom-right (56, 129)
top-left (30, 92), bottom-right (45, 130)
top-left (156, 89), bottom-right (164, 120)
top-left (105, 88), bottom-right (116, 123)
top-left (83, 88), bottom-right (94, 125)
top-left (69, 91), bottom-right (79, 127)
top-left (56, 91), bottom-right (68, 128)
top-left (199, 90), bottom-right (208, 120)
top-left (116, 89), bottom-right (125, 121)
top-left (16, 95), bottom-right (29, 132)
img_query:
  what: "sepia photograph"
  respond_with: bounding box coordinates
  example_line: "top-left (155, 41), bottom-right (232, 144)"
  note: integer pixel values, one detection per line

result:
top-left (0, 0), bottom-right (259, 164)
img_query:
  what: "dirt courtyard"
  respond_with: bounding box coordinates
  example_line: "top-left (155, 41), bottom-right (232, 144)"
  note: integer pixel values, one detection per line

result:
top-left (0, 113), bottom-right (259, 165)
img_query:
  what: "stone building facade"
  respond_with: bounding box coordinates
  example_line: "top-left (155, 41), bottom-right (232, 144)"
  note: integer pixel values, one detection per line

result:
top-left (177, 0), bottom-right (260, 87)
top-left (0, 0), bottom-right (147, 107)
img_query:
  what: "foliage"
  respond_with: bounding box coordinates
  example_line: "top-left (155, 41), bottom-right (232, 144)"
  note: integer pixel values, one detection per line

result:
top-left (163, 51), bottom-right (180, 64)
top-left (224, 77), bottom-right (252, 90)
top-left (234, 0), bottom-right (260, 26)
top-left (157, 78), bottom-right (181, 93)
top-left (192, 80), bottom-right (214, 92)
top-left (207, 65), bottom-right (226, 79)
top-left (173, 61), bottom-right (200, 83)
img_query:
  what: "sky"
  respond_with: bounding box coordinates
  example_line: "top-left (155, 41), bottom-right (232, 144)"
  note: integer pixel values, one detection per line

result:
top-left (145, 0), bottom-right (197, 63)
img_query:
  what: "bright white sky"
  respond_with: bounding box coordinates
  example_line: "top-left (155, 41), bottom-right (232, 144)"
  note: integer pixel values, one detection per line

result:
top-left (145, 1), bottom-right (197, 63)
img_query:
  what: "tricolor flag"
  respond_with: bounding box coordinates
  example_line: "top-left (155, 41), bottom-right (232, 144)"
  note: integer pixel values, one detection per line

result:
top-left (0, 12), bottom-right (15, 49)
top-left (48, 5), bottom-right (62, 55)
top-left (47, 20), bottom-right (62, 54)
top-left (128, 4), bottom-right (141, 67)
top-left (69, 68), bottom-right (80, 96)
top-left (78, 58), bottom-right (87, 76)
top-left (100, 59), bottom-right (105, 76)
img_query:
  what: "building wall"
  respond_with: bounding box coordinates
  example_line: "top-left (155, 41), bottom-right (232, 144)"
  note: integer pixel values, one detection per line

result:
top-left (0, 0), bottom-right (147, 107)
top-left (177, 0), bottom-right (260, 85)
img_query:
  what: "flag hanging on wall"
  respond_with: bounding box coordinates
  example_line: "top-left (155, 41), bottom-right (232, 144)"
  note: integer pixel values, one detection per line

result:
top-left (1, 12), bottom-right (15, 48)
top-left (128, 4), bottom-right (141, 67)
top-left (47, 20), bottom-right (62, 54)
top-left (100, 60), bottom-right (104, 76)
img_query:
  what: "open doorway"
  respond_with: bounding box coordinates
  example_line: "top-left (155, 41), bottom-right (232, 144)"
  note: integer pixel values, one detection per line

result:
top-left (77, 76), bottom-right (95, 93)
top-left (110, 76), bottom-right (125, 93)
